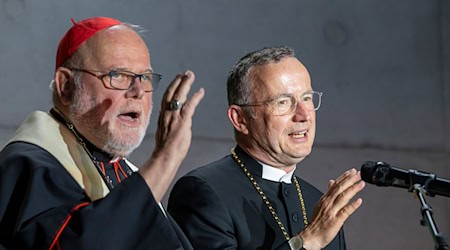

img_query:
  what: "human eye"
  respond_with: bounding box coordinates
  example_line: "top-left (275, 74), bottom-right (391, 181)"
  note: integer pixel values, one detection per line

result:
top-left (141, 73), bottom-right (153, 83)
top-left (109, 71), bottom-right (127, 80)
top-left (108, 71), bottom-right (131, 89)
top-left (275, 96), bottom-right (292, 106)
top-left (302, 93), bottom-right (313, 102)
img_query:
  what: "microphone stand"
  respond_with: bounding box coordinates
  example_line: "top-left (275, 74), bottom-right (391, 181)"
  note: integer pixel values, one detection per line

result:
top-left (412, 183), bottom-right (449, 250)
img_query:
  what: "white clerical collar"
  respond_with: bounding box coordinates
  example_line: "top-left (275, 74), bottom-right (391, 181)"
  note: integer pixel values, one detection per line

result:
top-left (123, 158), bottom-right (139, 171)
top-left (259, 161), bottom-right (296, 184)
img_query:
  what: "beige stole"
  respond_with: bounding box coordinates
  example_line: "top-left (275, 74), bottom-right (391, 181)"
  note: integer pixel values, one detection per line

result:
top-left (9, 110), bottom-right (110, 201)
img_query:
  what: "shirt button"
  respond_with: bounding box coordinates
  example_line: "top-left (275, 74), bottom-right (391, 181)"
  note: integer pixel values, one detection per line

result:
top-left (292, 213), bottom-right (299, 222)
top-left (284, 188), bottom-right (291, 196)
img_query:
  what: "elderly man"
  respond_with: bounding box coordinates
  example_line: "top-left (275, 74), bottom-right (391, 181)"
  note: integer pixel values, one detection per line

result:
top-left (0, 17), bottom-right (204, 249)
top-left (168, 46), bottom-right (365, 250)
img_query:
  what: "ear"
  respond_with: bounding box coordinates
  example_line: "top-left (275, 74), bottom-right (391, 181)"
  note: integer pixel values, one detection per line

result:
top-left (53, 67), bottom-right (73, 106)
top-left (227, 105), bottom-right (250, 135)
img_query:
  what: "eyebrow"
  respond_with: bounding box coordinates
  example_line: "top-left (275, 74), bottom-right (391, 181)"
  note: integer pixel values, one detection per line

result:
top-left (273, 91), bottom-right (314, 98)
top-left (110, 67), bottom-right (154, 74)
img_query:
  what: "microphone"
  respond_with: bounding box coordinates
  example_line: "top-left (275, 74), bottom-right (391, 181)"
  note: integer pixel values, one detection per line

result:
top-left (361, 161), bottom-right (450, 197)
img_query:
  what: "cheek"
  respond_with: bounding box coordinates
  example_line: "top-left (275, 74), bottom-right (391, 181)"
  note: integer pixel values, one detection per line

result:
top-left (144, 97), bottom-right (152, 113)
top-left (264, 117), bottom-right (285, 139)
top-left (310, 113), bottom-right (317, 129)
top-left (270, 117), bottom-right (290, 132)
top-left (97, 95), bottom-right (122, 124)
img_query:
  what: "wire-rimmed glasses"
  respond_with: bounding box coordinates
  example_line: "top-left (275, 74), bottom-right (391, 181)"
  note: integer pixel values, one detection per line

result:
top-left (236, 91), bottom-right (323, 115)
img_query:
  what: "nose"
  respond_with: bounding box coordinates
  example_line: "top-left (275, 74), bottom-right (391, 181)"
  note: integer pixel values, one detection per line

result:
top-left (126, 76), bottom-right (145, 99)
top-left (293, 100), bottom-right (311, 121)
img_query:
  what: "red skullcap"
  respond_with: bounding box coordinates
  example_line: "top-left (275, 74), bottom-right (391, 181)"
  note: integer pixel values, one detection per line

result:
top-left (55, 17), bottom-right (123, 70)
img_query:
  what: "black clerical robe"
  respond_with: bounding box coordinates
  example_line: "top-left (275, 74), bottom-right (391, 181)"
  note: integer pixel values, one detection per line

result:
top-left (0, 110), bottom-right (191, 249)
top-left (168, 146), bottom-right (346, 250)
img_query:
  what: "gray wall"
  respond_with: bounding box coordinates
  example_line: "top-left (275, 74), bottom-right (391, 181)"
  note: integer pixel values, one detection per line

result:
top-left (1, 1), bottom-right (449, 249)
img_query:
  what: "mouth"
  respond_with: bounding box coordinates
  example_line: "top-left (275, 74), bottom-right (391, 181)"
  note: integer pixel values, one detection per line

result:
top-left (289, 130), bottom-right (308, 138)
top-left (118, 111), bottom-right (141, 123)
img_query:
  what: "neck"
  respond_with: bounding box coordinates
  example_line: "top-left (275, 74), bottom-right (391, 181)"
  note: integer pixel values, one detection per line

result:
top-left (50, 107), bottom-right (115, 161)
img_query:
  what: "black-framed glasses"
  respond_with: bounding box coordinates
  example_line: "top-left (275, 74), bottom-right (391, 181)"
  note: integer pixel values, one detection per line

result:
top-left (70, 68), bottom-right (162, 92)
top-left (236, 91), bottom-right (323, 116)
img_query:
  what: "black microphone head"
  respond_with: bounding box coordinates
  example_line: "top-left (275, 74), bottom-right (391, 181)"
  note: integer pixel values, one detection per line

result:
top-left (361, 161), bottom-right (377, 183)
top-left (360, 161), bottom-right (391, 185)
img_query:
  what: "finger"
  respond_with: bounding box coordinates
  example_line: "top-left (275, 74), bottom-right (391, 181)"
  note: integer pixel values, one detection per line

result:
top-left (326, 169), bottom-right (357, 194)
top-left (163, 73), bottom-right (184, 103)
top-left (336, 178), bottom-right (365, 202)
top-left (329, 170), bottom-right (362, 195)
top-left (333, 168), bottom-right (357, 184)
top-left (331, 178), bottom-right (365, 214)
top-left (328, 179), bottom-right (335, 189)
top-left (171, 70), bottom-right (196, 104)
top-left (322, 171), bottom-right (364, 212)
top-left (335, 197), bottom-right (363, 223)
top-left (180, 88), bottom-right (205, 118)
top-left (164, 70), bottom-right (195, 103)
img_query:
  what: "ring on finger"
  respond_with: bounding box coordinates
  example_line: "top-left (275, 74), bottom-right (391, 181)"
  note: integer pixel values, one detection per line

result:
top-left (169, 99), bottom-right (183, 111)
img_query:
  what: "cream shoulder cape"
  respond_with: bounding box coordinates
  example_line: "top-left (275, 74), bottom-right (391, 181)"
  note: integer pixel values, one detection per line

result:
top-left (8, 110), bottom-right (117, 201)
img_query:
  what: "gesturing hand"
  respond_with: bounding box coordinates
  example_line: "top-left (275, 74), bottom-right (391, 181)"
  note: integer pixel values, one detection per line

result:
top-left (154, 70), bottom-right (205, 158)
top-left (140, 70), bottom-right (205, 202)
top-left (299, 169), bottom-right (365, 250)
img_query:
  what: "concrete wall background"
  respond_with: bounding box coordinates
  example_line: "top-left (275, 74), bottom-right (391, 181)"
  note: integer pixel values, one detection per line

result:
top-left (1, 0), bottom-right (449, 249)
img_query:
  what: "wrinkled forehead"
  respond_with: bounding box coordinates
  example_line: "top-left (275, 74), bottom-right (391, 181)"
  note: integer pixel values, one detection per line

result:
top-left (75, 26), bottom-right (151, 70)
top-left (56, 17), bottom-right (152, 72)
top-left (248, 58), bottom-right (312, 97)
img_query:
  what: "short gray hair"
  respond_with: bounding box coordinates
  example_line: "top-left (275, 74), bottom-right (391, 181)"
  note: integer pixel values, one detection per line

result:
top-left (226, 46), bottom-right (295, 106)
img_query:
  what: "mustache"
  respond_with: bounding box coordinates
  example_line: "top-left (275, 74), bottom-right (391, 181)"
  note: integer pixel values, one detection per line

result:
top-left (117, 101), bottom-right (147, 115)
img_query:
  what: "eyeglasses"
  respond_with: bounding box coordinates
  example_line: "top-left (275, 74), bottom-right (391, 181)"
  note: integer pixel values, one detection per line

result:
top-left (70, 68), bottom-right (162, 92)
top-left (236, 91), bottom-right (323, 116)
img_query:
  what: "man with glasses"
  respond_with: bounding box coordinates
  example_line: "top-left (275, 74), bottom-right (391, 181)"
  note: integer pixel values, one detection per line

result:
top-left (168, 46), bottom-right (365, 250)
top-left (0, 17), bottom-right (204, 249)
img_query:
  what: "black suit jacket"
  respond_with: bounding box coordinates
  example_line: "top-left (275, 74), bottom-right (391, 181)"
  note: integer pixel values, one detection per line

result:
top-left (168, 146), bottom-right (346, 250)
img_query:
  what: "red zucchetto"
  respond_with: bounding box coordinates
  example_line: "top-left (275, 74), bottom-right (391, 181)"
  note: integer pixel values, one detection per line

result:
top-left (55, 17), bottom-right (123, 70)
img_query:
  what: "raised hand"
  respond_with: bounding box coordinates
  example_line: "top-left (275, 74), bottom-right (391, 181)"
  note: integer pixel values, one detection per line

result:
top-left (140, 70), bottom-right (205, 202)
top-left (299, 169), bottom-right (365, 250)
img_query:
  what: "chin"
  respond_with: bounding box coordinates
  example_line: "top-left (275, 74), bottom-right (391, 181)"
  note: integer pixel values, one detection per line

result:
top-left (104, 129), bottom-right (146, 157)
top-left (294, 148), bottom-right (312, 159)
top-left (103, 141), bottom-right (140, 157)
